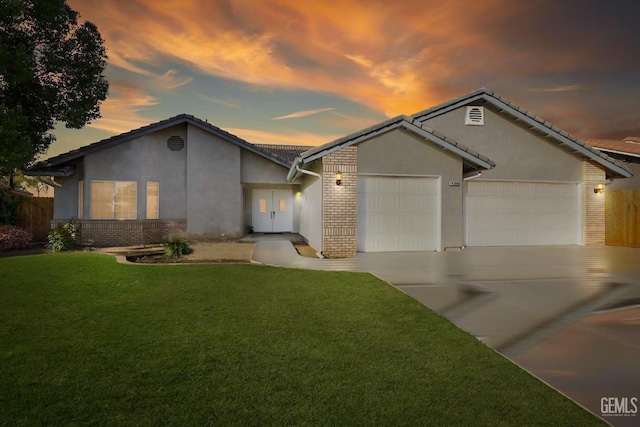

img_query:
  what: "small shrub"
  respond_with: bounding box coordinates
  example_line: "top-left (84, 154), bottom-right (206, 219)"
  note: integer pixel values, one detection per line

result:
top-left (0, 189), bottom-right (24, 225)
top-left (47, 222), bottom-right (77, 252)
top-left (0, 225), bottom-right (32, 251)
top-left (164, 236), bottom-right (192, 258)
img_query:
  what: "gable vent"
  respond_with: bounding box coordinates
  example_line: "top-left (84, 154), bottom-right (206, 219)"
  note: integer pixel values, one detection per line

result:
top-left (465, 106), bottom-right (485, 126)
top-left (167, 135), bottom-right (185, 151)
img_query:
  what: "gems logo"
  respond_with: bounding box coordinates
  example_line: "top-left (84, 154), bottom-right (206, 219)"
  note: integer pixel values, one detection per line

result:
top-left (601, 397), bottom-right (638, 417)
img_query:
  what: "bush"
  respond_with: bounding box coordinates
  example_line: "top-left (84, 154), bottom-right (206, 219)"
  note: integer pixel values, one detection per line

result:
top-left (0, 225), bottom-right (32, 251)
top-left (47, 222), bottom-right (77, 252)
top-left (164, 236), bottom-right (192, 258)
top-left (0, 189), bottom-right (24, 225)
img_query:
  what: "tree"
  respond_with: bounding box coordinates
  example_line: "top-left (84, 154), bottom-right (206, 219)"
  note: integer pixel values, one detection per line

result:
top-left (0, 0), bottom-right (108, 176)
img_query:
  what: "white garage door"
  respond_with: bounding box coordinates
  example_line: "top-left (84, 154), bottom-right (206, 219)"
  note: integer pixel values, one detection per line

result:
top-left (466, 181), bottom-right (580, 246)
top-left (358, 176), bottom-right (439, 252)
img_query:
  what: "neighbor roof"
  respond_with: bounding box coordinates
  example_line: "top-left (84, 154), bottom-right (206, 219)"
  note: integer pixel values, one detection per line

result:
top-left (412, 88), bottom-right (633, 178)
top-left (583, 137), bottom-right (640, 158)
top-left (254, 144), bottom-right (314, 165)
top-left (287, 115), bottom-right (496, 182)
top-left (0, 182), bottom-right (32, 197)
top-left (624, 136), bottom-right (640, 144)
top-left (26, 114), bottom-right (298, 175)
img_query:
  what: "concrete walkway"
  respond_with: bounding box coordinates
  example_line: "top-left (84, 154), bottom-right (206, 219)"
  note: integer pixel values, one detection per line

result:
top-left (253, 240), bottom-right (640, 426)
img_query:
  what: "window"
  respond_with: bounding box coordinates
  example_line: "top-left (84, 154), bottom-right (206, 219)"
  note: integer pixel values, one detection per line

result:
top-left (78, 180), bottom-right (83, 219)
top-left (147, 182), bottom-right (159, 219)
top-left (90, 181), bottom-right (137, 219)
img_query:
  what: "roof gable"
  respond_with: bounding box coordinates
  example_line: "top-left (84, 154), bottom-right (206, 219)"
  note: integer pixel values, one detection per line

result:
top-left (26, 114), bottom-right (300, 175)
top-left (287, 115), bottom-right (496, 181)
top-left (412, 88), bottom-right (632, 178)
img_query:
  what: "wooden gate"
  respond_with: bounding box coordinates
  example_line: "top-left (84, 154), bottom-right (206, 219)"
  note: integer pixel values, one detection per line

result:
top-left (605, 190), bottom-right (640, 247)
top-left (18, 197), bottom-right (54, 241)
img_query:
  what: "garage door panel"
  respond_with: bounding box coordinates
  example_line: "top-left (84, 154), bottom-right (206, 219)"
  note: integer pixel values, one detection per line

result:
top-left (466, 181), bottom-right (579, 246)
top-left (358, 176), bottom-right (439, 252)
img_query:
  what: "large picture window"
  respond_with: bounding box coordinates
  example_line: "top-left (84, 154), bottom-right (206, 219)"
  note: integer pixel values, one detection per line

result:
top-left (146, 182), bottom-right (159, 219)
top-left (90, 181), bottom-right (137, 219)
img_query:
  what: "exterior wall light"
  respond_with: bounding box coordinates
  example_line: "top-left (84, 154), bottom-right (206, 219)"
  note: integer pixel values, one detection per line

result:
top-left (594, 183), bottom-right (604, 194)
top-left (335, 171), bottom-right (343, 186)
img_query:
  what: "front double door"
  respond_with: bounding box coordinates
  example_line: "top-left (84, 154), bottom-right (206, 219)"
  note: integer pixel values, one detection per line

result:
top-left (252, 189), bottom-right (293, 232)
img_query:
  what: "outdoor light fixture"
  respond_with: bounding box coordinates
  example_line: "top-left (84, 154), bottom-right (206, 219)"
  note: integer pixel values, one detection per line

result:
top-left (594, 183), bottom-right (604, 194)
top-left (335, 171), bottom-right (343, 186)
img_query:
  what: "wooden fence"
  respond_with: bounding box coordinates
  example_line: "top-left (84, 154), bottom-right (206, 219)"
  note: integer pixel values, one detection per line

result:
top-left (605, 190), bottom-right (640, 247)
top-left (18, 197), bottom-right (54, 241)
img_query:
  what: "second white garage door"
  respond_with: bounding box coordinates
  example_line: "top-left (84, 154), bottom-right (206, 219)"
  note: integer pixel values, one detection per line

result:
top-left (358, 176), bottom-right (439, 252)
top-left (466, 181), bottom-right (581, 246)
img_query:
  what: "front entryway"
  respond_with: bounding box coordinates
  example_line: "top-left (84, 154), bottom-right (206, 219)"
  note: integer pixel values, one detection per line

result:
top-left (252, 189), bottom-right (293, 232)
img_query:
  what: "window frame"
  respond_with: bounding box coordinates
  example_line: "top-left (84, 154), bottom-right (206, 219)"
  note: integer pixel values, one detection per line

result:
top-left (146, 182), bottom-right (159, 219)
top-left (90, 180), bottom-right (137, 220)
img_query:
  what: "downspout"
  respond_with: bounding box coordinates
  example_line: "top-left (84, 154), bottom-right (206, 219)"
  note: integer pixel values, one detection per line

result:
top-left (295, 165), bottom-right (325, 258)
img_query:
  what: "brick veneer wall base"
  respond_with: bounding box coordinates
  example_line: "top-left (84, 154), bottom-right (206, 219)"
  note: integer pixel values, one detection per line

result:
top-left (51, 219), bottom-right (187, 246)
top-left (322, 146), bottom-right (358, 258)
top-left (582, 160), bottom-right (605, 245)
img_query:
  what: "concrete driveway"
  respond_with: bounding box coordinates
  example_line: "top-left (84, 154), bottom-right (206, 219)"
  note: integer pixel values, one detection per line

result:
top-left (253, 242), bottom-right (640, 426)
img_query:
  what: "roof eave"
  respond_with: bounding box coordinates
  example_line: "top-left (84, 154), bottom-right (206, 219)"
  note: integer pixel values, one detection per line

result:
top-left (413, 91), bottom-right (632, 179)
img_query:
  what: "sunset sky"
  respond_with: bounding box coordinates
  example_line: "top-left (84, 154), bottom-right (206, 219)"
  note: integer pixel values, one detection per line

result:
top-left (48, 0), bottom-right (640, 158)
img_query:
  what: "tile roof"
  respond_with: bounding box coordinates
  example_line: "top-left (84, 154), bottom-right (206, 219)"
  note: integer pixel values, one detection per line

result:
top-left (411, 88), bottom-right (632, 178)
top-left (26, 114), bottom-right (300, 174)
top-left (253, 144), bottom-right (314, 164)
top-left (582, 138), bottom-right (640, 157)
top-left (624, 136), bottom-right (640, 143)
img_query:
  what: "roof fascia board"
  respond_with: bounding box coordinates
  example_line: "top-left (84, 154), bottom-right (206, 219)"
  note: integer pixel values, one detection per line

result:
top-left (413, 94), bottom-right (486, 121)
top-left (288, 118), bottom-right (495, 181)
top-left (302, 121), bottom-right (403, 163)
top-left (32, 115), bottom-right (291, 170)
top-left (414, 93), bottom-right (631, 178)
top-left (594, 148), bottom-right (640, 159)
top-left (484, 97), bottom-right (632, 178)
top-left (185, 119), bottom-right (291, 168)
top-left (399, 121), bottom-right (495, 170)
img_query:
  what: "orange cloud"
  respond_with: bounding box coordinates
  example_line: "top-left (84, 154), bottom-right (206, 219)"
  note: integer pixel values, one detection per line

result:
top-left (88, 80), bottom-right (158, 133)
top-left (68, 0), bottom-right (640, 139)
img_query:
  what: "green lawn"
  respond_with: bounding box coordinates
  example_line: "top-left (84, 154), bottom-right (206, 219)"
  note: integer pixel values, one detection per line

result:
top-left (0, 253), bottom-right (603, 426)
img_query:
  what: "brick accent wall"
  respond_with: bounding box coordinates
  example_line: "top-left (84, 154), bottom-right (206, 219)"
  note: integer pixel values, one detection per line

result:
top-left (322, 146), bottom-right (358, 258)
top-left (582, 160), bottom-right (606, 245)
top-left (52, 219), bottom-right (187, 247)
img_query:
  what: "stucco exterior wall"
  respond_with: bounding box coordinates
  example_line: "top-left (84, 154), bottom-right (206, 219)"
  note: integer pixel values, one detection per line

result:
top-left (357, 129), bottom-right (464, 249)
top-left (297, 162), bottom-right (323, 253)
top-left (186, 124), bottom-right (242, 238)
top-left (422, 105), bottom-right (584, 181)
top-left (53, 174), bottom-right (80, 219)
top-left (240, 150), bottom-right (290, 184)
top-left (81, 124), bottom-right (188, 220)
